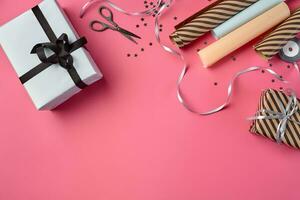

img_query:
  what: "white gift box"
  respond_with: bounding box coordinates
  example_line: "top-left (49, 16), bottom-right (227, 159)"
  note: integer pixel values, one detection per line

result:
top-left (0, 0), bottom-right (102, 110)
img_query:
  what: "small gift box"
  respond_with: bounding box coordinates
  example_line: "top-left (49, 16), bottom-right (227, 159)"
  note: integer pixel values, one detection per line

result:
top-left (0, 0), bottom-right (102, 110)
top-left (250, 89), bottom-right (300, 149)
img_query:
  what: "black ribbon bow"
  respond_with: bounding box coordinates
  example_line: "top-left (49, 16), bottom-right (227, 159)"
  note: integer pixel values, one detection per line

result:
top-left (31, 33), bottom-right (77, 71)
top-left (19, 6), bottom-right (88, 89)
top-left (30, 33), bottom-right (88, 89)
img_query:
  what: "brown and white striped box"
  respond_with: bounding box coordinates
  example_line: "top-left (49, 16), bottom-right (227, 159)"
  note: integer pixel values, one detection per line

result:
top-left (250, 89), bottom-right (300, 149)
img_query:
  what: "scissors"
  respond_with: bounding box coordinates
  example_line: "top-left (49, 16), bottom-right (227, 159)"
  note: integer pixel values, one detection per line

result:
top-left (89, 6), bottom-right (141, 44)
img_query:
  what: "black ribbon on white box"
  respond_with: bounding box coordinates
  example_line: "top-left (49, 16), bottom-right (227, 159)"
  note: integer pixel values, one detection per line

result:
top-left (19, 5), bottom-right (88, 89)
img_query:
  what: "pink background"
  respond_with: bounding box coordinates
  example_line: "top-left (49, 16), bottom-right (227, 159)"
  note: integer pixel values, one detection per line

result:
top-left (1, 0), bottom-right (300, 199)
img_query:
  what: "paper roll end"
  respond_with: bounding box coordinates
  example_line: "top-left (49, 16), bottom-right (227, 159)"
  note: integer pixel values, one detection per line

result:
top-left (254, 43), bottom-right (276, 60)
top-left (254, 49), bottom-right (274, 60)
top-left (169, 32), bottom-right (185, 48)
top-left (198, 50), bottom-right (211, 68)
top-left (211, 30), bottom-right (220, 40)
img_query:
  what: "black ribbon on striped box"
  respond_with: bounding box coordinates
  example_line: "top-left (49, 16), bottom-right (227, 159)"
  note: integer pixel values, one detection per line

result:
top-left (250, 89), bottom-right (300, 149)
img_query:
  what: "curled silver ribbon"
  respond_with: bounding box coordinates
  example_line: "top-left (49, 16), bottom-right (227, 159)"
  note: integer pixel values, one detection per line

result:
top-left (80, 0), bottom-right (289, 116)
top-left (80, 0), bottom-right (163, 18)
top-left (294, 62), bottom-right (300, 75)
top-left (178, 66), bottom-right (287, 115)
top-left (248, 90), bottom-right (300, 143)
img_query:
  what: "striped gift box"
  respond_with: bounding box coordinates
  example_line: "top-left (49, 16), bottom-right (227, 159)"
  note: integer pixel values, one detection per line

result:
top-left (250, 89), bottom-right (300, 149)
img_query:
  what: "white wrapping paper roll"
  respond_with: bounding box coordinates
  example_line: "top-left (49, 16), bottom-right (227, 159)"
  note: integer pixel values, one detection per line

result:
top-left (198, 2), bottom-right (290, 68)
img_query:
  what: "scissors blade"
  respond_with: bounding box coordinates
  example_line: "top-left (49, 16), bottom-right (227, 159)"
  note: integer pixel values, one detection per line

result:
top-left (118, 27), bottom-right (141, 39)
top-left (120, 32), bottom-right (139, 44)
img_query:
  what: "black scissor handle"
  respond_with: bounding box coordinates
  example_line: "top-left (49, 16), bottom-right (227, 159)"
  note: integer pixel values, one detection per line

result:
top-left (89, 20), bottom-right (111, 32)
top-left (99, 6), bottom-right (114, 24)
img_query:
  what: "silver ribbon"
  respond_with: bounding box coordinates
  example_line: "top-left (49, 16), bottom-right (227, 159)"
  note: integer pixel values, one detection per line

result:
top-left (294, 62), bottom-right (300, 75)
top-left (248, 90), bottom-right (300, 143)
top-left (80, 0), bottom-right (164, 18)
top-left (80, 0), bottom-right (289, 116)
top-left (178, 66), bottom-right (287, 115)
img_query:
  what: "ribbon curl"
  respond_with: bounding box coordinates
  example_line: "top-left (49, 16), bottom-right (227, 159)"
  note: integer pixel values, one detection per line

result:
top-left (80, 0), bottom-right (164, 18)
top-left (249, 90), bottom-right (300, 143)
top-left (178, 66), bottom-right (287, 115)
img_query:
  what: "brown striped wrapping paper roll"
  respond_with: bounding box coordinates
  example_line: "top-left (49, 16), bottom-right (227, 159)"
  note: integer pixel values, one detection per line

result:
top-left (255, 8), bottom-right (300, 60)
top-left (170, 0), bottom-right (258, 48)
top-left (250, 89), bottom-right (300, 149)
top-left (198, 3), bottom-right (290, 68)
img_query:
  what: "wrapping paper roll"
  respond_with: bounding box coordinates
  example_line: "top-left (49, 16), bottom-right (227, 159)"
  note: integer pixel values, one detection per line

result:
top-left (255, 8), bottom-right (300, 60)
top-left (198, 3), bottom-right (290, 68)
top-left (212, 0), bottom-right (283, 39)
top-left (170, 0), bottom-right (258, 48)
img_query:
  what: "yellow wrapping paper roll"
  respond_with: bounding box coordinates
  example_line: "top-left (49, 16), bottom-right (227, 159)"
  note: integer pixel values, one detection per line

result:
top-left (198, 2), bottom-right (290, 68)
